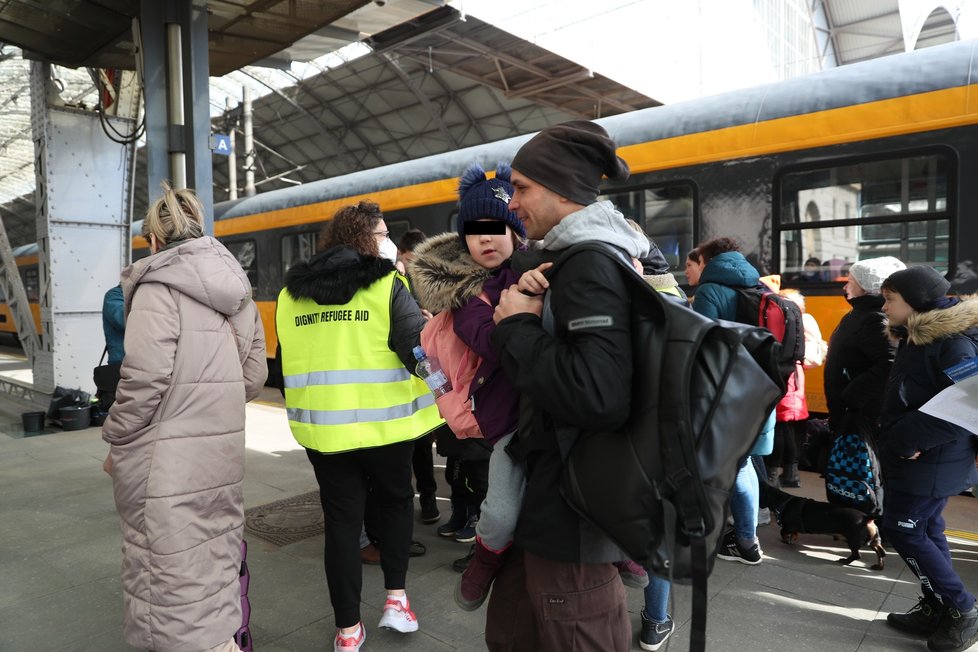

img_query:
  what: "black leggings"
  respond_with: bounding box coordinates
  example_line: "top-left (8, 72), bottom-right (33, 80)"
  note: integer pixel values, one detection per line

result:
top-left (306, 440), bottom-right (415, 628)
top-left (445, 456), bottom-right (489, 509)
top-left (767, 420), bottom-right (804, 468)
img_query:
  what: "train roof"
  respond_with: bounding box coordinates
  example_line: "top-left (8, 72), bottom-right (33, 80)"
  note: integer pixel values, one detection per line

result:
top-left (214, 39), bottom-right (978, 222)
top-left (11, 243), bottom-right (37, 258)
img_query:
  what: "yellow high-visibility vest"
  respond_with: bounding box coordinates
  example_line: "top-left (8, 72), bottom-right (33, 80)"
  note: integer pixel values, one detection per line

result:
top-left (275, 272), bottom-right (442, 453)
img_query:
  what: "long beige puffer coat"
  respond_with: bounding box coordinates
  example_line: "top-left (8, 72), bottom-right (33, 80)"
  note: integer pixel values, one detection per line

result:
top-left (103, 236), bottom-right (267, 652)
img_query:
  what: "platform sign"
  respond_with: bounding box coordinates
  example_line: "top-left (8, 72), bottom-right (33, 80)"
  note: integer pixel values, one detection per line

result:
top-left (211, 133), bottom-right (232, 156)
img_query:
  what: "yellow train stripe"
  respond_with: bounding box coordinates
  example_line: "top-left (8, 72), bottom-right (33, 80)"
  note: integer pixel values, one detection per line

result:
top-left (197, 85), bottom-right (978, 238)
top-left (622, 85), bottom-right (978, 174)
top-left (214, 178), bottom-right (461, 237)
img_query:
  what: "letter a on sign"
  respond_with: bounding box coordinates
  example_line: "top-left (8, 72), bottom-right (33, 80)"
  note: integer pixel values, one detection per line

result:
top-left (211, 134), bottom-right (231, 156)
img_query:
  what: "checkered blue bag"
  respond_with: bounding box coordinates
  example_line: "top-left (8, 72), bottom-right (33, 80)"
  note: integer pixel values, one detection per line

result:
top-left (825, 431), bottom-right (883, 516)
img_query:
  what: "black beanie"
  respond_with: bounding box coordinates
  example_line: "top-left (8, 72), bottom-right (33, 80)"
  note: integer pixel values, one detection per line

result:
top-left (882, 265), bottom-right (951, 311)
top-left (511, 120), bottom-right (630, 205)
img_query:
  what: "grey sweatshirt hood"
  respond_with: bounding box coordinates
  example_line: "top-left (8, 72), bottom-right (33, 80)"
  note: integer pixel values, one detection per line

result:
top-left (542, 200), bottom-right (651, 259)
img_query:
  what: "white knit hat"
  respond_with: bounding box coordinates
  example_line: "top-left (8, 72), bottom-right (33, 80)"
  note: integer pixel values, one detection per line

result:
top-left (848, 256), bottom-right (906, 294)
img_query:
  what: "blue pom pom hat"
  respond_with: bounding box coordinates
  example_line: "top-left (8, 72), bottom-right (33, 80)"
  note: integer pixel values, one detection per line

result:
top-left (456, 163), bottom-right (526, 251)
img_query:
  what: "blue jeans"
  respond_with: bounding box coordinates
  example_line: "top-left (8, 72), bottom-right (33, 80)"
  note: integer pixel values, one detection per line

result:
top-left (642, 573), bottom-right (671, 622)
top-left (730, 457), bottom-right (759, 541)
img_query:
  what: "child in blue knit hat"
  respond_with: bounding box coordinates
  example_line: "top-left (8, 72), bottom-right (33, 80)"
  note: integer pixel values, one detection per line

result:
top-left (407, 162), bottom-right (526, 611)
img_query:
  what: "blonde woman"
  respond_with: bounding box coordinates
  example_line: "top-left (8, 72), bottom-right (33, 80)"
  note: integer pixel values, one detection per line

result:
top-left (103, 182), bottom-right (267, 652)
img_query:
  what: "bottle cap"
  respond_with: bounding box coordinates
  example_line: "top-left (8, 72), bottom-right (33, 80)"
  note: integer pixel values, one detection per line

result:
top-left (412, 345), bottom-right (425, 360)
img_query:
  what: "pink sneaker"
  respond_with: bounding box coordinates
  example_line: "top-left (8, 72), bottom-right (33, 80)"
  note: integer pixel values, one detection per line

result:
top-left (334, 623), bottom-right (365, 651)
top-left (378, 596), bottom-right (419, 633)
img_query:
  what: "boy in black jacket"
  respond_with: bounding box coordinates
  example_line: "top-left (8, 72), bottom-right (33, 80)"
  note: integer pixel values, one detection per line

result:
top-left (879, 266), bottom-right (978, 652)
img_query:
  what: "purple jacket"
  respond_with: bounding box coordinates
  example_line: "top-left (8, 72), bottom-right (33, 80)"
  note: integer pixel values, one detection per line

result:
top-left (453, 264), bottom-right (520, 445)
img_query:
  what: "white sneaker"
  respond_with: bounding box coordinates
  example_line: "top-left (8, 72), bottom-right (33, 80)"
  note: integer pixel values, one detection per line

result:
top-left (378, 596), bottom-right (419, 633)
top-left (758, 507), bottom-right (771, 526)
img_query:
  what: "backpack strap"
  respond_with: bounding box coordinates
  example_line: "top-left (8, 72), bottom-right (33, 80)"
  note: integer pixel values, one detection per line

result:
top-left (549, 241), bottom-right (711, 652)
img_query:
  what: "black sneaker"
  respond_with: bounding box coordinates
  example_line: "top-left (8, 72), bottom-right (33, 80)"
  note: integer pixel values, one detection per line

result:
top-left (452, 545), bottom-right (475, 573)
top-left (928, 605), bottom-right (978, 652)
top-left (887, 595), bottom-right (944, 636)
top-left (716, 530), bottom-right (762, 565)
top-left (437, 508), bottom-right (468, 537)
top-left (419, 494), bottom-right (440, 524)
top-left (640, 612), bottom-right (674, 651)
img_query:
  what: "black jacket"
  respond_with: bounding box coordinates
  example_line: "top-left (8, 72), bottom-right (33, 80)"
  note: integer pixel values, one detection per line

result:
top-left (492, 247), bottom-right (634, 563)
top-left (823, 294), bottom-right (896, 431)
top-left (879, 297), bottom-right (978, 497)
top-left (282, 245), bottom-right (424, 373)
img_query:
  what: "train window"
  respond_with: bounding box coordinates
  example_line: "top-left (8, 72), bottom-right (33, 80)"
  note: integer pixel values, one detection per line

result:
top-left (22, 267), bottom-right (39, 302)
top-left (600, 183), bottom-right (695, 273)
top-left (387, 220), bottom-right (411, 247)
top-left (281, 231), bottom-right (318, 277)
top-left (223, 239), bottom-right (258, 289)
top-left (778, 153), bottom-right (951, 282)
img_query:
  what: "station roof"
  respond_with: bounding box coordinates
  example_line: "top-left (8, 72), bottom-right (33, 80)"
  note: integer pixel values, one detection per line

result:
top-left (0, 0), bottom-right (371, 75)
top-left (0, 1), bottom-right (655, 247)
top-left (200, 6), bottom-right (658, 206)
top-left (0, 0), bottom-right (946, 249)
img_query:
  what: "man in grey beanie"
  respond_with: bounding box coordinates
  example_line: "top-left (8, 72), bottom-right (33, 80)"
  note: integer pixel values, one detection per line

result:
top-left (483, 121), bottom-right (651, 652)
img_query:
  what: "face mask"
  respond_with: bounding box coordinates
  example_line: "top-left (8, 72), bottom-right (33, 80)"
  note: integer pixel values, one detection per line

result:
top-left (378, 237), bottom-right (398, 263)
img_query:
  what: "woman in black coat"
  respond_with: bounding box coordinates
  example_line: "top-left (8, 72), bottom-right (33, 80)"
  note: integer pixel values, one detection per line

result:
top-left (823, 256), bottom-right (905, 434)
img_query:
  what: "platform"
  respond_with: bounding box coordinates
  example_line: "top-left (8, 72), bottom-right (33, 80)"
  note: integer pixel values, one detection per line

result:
top-left (2, 384), bottom-right (978, 651)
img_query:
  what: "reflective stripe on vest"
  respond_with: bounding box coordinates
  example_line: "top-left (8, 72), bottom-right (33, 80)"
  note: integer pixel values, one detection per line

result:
top-left (275, 271), bottom-right (443, 453)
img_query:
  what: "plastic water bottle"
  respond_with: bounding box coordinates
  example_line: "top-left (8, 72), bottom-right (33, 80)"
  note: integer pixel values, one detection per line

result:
top-left (413, 345), bottom-right (452, 397)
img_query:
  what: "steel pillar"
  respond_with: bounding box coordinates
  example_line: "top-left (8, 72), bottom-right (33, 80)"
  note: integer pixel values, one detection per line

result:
top-left (140, 0), bottom-right (213, 233)
top-left (29, 62), bottom-right (135, 395)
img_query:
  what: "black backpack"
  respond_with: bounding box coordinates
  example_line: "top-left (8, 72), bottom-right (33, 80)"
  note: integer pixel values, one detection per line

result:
top-left (551, 243), bottom-right (784, 652)
top-left (734, 286), bottom-right (805, 382)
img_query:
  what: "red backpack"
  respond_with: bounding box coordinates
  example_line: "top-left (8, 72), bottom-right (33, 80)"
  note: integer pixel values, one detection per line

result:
top-left (418, 295), bottom-right (489, 439)
top-left (734, 286), bottom-right (805, 382)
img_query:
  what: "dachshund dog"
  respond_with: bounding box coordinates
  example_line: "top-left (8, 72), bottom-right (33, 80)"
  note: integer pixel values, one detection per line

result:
top-left (760, 484), bottom-right (886, 570)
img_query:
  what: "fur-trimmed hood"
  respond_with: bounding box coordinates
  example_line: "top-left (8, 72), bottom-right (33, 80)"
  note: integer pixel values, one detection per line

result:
top-left (888, 295), bottom-right (978, 345)
top-left (407, 232), bottom-right (493, 313)
top-left (284, 245), bottom-right (396, 305)
top-left (644, 272), bottom-right (680, 293)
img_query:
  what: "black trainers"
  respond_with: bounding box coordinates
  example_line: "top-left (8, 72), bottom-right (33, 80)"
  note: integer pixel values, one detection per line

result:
top-left (928, 605), bottom-right (978, 652)
top-left (452, 545), bottom-right (475, 573)
top-left (437, 506), bottom-right (468, 537)
top-left (419, 494), bottom-right (440, 524)
top-left (887, 595), bottom-right (944, 636)
top-left (640, 612), bottom-right (674, 651)
top-left (716, 530), bottom-right (762, 565)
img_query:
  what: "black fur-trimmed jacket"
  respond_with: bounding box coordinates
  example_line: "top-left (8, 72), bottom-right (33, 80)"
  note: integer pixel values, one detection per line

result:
top-left (880, 296), bottom-right (978, 497)
top-left (281, 245), bottom-right (425, 373)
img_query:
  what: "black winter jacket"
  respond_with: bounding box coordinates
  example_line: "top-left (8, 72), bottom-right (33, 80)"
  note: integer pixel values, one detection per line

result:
top-left (879, 297), bottom-right (978, 497)
top-left (823, 294), bottom-right (896, 431)
top-left (492, 247), bottom-right (634, 563)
